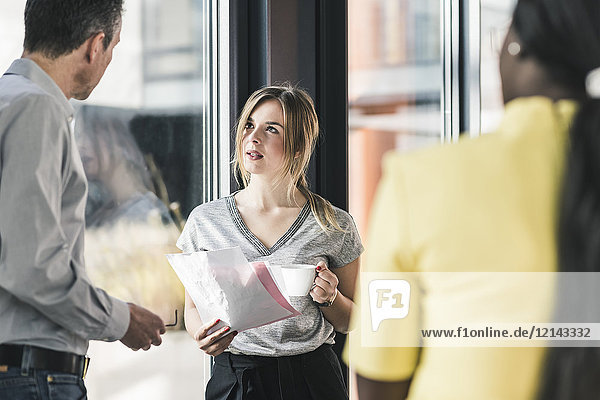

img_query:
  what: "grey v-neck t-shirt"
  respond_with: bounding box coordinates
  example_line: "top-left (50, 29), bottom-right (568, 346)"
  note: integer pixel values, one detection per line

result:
top-left (176, 195), bottom-right (363, 356)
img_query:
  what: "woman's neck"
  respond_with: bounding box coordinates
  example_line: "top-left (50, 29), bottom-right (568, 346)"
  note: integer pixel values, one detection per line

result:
top-left (238, 175), bottom-right (305, 210)
top-left (102, 163), bottom-right (145, 204)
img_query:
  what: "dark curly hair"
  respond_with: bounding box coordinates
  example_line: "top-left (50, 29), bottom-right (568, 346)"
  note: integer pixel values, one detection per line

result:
top-left (511, 0), bottom-right (600, 399)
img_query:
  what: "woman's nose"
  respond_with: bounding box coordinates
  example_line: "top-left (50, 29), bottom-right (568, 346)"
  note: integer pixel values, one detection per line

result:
top-left (248, 128), bottom-right (262, 143)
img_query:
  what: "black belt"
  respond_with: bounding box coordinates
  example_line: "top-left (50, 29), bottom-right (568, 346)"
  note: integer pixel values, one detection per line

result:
top-left (0, 344), bottom-right (90, 379)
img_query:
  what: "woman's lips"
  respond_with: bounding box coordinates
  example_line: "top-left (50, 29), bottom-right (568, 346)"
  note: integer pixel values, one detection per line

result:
top-left (246, 150), bottom-right (264, 160)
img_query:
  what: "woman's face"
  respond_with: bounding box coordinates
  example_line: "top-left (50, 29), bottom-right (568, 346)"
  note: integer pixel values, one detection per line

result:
top-left (77, 130), bottom-right (113, 182)
top-left (241, 99), bottom-right (286, 179)
top-left (499, 25), bottom-right (523, 104)
top-left (77, 133), bottom-right (101, 179)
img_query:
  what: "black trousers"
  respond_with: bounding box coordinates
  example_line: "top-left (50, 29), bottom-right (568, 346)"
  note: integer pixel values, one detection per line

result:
top-left (206, 344), bottom-right (348, 400)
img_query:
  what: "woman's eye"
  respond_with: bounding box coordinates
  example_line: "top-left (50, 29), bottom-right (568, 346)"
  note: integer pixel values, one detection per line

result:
top-left (267, 126), bottom-right (279, 133)
top-left (244, 122), bottom-right (253, 130)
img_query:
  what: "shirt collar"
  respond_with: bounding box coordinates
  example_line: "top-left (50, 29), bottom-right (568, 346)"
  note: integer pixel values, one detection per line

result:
top-left (4, 58), bottom-right (74, 118)
top-left (499, 96), bottom-right (577, 138)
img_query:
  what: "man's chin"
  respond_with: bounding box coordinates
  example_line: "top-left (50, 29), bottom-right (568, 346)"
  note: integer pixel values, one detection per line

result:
top-left (71, 80), bottom-right (95, 100)
top-left (72, 91), bottom-right (92, 101)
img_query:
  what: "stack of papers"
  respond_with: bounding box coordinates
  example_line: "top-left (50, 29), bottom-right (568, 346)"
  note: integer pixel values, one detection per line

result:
top-left (166, 247), bottom-right (300, 333)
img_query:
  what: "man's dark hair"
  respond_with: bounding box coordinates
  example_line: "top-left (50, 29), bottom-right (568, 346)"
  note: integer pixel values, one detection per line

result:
top-left (24, 0), bottom-right (124, 59)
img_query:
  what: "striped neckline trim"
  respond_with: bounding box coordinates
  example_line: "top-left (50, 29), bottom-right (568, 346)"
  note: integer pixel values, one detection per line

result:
top-left (226, 195), bottom-right (311, 256)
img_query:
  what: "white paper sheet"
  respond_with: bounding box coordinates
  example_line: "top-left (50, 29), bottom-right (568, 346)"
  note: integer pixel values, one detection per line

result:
top-left (166, 247), bottom-right (300, 333)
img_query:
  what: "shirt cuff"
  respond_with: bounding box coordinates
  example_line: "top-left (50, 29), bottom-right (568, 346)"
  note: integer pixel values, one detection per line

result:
top-left (98, 299), bottom-right (130, 341)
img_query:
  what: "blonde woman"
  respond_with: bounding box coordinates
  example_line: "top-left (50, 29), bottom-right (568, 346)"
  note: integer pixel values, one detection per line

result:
top-left (177, 84), bottom-right (362, 400)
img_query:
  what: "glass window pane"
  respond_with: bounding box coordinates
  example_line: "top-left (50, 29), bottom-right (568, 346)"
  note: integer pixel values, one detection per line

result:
top-left (480, 0), bottom-right (517, 133)
top-left (348, 0), bottom-right (443, 239)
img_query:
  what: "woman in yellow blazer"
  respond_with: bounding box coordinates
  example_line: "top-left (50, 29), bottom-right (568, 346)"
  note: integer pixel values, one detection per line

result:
top-left (345, 0), bottom-right (600, 399)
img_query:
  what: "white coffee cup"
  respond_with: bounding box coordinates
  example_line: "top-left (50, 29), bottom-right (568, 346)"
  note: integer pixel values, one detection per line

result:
top-left (278, 264), bottom-right (317, 296)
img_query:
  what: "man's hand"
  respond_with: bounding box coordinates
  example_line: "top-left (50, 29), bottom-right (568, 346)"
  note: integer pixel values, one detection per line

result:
top-left (120, 303), bottom-right (166, 351)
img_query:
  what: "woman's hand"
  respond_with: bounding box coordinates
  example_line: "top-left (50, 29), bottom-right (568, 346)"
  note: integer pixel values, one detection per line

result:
top-left (194, 318), bottom-right (238, 357)
top-left (310, 261), bottom-right (339, 305)
top-left (309, 257), bottom-right (360, 333)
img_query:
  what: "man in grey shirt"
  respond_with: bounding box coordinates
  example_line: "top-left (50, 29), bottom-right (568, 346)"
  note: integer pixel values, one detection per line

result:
top-left (0, 1), bottom-right (165, 398)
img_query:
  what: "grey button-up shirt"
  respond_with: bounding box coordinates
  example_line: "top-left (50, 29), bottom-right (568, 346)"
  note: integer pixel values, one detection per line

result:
top-left (0, 59), bottom-right (130, 355)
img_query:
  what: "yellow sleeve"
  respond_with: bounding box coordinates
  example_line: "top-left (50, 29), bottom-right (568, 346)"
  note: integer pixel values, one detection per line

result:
top-left (343, 153), bottom-right (421, 382)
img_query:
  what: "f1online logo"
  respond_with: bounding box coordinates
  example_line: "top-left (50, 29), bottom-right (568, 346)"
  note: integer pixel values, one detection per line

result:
top-left (368, 280), bottom-right (411, 332)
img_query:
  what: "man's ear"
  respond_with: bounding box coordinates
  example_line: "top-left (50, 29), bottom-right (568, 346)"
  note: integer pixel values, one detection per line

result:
top-left (85, 32), bottom-right (106, 63)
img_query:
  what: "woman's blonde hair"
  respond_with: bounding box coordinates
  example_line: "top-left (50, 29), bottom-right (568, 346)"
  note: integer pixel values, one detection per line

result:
top-left (233, 83), bottom-right (342, 232)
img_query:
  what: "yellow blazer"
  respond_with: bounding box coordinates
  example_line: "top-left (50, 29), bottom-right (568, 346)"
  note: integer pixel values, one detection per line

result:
top-left (345, 97), bottom-right (577, 400)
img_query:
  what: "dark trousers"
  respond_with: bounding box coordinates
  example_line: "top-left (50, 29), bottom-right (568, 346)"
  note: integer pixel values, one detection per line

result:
top-left (0, 345), bottom-right (87, 400)
top-left (207, 344), bottom-right (348, 400)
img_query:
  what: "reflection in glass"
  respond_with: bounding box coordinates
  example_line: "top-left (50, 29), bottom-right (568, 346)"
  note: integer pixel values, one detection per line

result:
top-left (74, 105), bottom-right (183, 326)
top-left (480, 0), bottom-right (517, 133)
top-left (75, 106), bottom-right (173, 228)
top-left (348, 0), bottom-right (442, 239)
